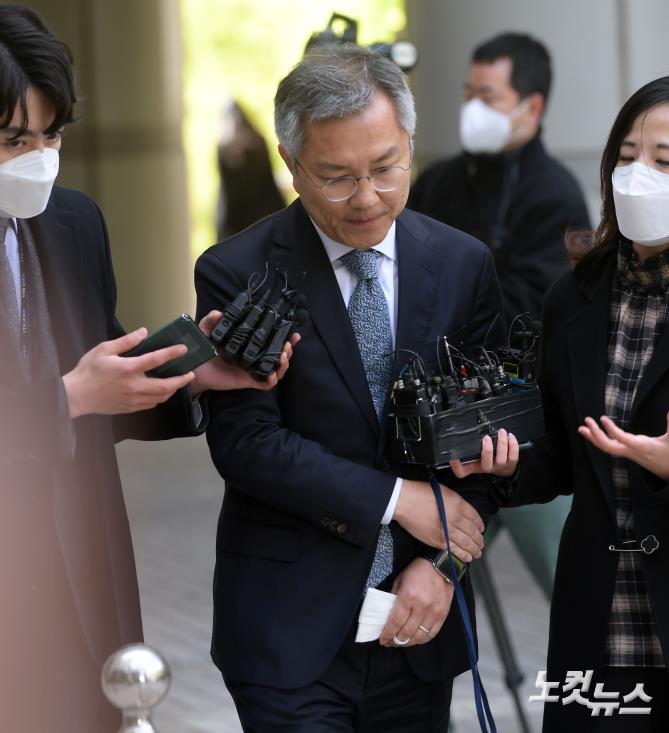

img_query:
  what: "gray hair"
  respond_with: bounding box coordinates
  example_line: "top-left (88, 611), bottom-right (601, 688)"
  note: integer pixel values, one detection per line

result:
top-left (274, 44), bottom-right (416, 159)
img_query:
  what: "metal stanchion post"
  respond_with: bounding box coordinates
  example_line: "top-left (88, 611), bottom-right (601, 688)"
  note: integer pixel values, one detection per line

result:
top-left (102, 643), bottom-right (172, 733)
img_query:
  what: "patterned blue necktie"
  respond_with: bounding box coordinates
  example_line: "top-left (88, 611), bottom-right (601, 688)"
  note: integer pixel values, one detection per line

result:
top-left (340, 248), bottom-right (394, 588)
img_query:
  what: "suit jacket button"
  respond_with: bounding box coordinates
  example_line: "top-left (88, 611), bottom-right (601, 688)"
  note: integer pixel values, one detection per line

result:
top-left (336, 523), bottom-right (348, 534)
top-left (321, 517), bottom-right (331, 527)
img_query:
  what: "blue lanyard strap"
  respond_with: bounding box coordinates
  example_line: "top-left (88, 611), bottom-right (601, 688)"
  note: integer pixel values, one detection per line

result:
top-left (430, 475), bottom-right (496, 733)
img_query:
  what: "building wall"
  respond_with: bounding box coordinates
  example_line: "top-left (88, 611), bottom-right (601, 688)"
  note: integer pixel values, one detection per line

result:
top-left (22, 0), bottom-right (192, 329)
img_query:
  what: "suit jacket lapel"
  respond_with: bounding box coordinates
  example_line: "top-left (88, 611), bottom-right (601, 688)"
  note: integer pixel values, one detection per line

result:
top-left (28, 197), bottom-right (85, 373)
top-left (376, 211), bottom-right (441, 466)
top-left (271, 201), bottom-right (380, 436)
top-left (0, 299), bottom-right (22, 382)
top-left (395, 210), bottom-right (441, 352)
top-left (566, 258), bottom-right (615, 512)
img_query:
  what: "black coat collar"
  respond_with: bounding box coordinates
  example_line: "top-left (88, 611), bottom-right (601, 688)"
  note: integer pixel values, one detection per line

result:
top-left (464, 133), bottom-right (546, 177)
top-left (31, 191), bottom-right (85, 374)
top-left (566, 253), bottom-right (615, 505)
top-left (1, 192), bottom-right (83, 382)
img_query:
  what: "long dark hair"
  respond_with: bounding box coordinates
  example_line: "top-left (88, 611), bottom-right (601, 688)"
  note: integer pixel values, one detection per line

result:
top-left (573, 75), bottom-right (669, 271)
top-left (0, 5), bottom-right (76, 135)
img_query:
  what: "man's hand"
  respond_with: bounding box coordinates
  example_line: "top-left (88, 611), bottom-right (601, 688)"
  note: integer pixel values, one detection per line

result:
top-left (393, 480), bottom-right (484, 563)
top-left (62, 328), bottom-right (195, 418)
top-left (579, 414), bottom-right (669, 482)
top-left (379, 558), bottom-right (454, 648)
top-left (450, 429), bottom-right (519, 479)
top-left (190, 310), bottom-right (300, 395)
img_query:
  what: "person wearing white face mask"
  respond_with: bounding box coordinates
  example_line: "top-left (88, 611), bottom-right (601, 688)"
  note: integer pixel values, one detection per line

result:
top-left (458, 76), bottom-right (669, 731)
top-left (0, 147), bottom-right (60, 218)
top-left (410, 31), bottom-right (590, 326)
top-left (458, 95), bottom-right (532, 156)
top-left (611, 162), bottom-right (669, 247)
top-left (410, 33), bottom-right (590, 612)
top-left (0, 6), bottom-right (298, 732)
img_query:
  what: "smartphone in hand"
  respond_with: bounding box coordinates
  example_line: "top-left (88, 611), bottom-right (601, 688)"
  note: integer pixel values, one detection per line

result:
top-left (122, 314), bottom-right (218, 378)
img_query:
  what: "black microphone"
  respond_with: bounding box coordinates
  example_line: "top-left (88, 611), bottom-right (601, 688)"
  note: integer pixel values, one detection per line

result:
top-left (210, 290), bottom-right (253, 346)
top-left (253, 318), bottom-right (294, 379)
top-left (223, 287), bottom-right (271, 361)
top-left (239, 303), bottom-right (279, 369)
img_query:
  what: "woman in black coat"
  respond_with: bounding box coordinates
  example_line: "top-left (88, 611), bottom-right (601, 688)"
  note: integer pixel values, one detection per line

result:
top-left (454, 76), bottom-right (669, 731)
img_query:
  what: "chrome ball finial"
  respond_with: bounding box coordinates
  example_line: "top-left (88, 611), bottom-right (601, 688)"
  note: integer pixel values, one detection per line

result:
top-left (102, 643), bottom-right (171, 733)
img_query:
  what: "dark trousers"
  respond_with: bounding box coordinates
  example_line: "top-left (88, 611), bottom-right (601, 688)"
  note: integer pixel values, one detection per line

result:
top-left (226, 628), bottom-right (453, 733)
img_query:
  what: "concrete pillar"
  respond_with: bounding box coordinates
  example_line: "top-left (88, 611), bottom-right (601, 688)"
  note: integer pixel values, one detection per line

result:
top-left (406, 0), bottom-right (669, 221)
top-left (25, 0), bottom-right (192, 330)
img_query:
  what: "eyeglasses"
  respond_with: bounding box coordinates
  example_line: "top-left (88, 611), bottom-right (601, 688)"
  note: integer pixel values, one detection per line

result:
top-left (294, 158), bottom-right (411, 202)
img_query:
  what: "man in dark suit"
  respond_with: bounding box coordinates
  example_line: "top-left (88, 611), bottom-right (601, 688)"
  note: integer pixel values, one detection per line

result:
top-left (196, 45), bottom-right (508, 732)
top-left (0, 7), bottom-right (293, 731)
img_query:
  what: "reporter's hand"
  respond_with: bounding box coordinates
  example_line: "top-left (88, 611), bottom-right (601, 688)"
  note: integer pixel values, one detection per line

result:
top-left (63, 328), bottom-right (195, 418)
top-left (379, 558), bottom-right (454, 648)
top-left (190, 310), bottom-right (300, 395)
top-left (450, 429), bottom-right (519, 479)
top-left (393, 480), bottom-right (484, 563)
top-left (579, 413), bottom-right (669, 482)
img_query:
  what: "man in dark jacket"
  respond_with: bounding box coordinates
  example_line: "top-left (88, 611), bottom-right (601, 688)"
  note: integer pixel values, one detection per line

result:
top-left (409, 33), bottom-right (590, 599)
top-left (409, 32), bottom-right (590, 326)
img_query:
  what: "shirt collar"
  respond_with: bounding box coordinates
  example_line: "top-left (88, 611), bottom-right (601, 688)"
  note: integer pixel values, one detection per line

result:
top-left (311, 218), bottom-right (397, 264)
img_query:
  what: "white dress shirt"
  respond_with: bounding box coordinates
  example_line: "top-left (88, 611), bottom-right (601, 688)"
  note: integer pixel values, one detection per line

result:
top-left (312, 220), bottom-right (402, 524)
top-left (3, 218), bottom-right (21, 312)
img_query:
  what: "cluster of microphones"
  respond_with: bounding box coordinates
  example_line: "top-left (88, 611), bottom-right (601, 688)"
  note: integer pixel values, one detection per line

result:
top-left (210, 268), bottom-right (304, 380)
top-left (387, 315), bottom-right (545, 466)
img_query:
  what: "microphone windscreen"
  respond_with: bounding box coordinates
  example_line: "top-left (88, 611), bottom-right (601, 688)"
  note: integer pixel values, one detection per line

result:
top-left (293, 294), bottom-right (309, 326)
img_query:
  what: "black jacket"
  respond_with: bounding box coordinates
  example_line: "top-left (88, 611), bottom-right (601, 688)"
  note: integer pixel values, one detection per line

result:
top-left (408, 135), bottom-right (591, 323)
top-left (513, 246), bottom-right (669, 731)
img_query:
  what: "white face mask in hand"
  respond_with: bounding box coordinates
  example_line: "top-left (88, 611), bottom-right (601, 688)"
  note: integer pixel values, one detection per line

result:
top-left (459, 98), bottom-right (529, 155)
top-left (612, 162), bottom-right (669, 246)
top-left (0, 148), bottom-right (59, 219)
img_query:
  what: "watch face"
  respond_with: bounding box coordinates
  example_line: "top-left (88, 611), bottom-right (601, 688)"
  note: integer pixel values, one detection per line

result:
top-left (450, 553), bottom-right (467, 579)
top-left (434, 550), bottom-right (467, 581)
